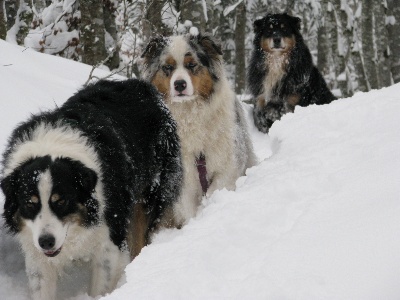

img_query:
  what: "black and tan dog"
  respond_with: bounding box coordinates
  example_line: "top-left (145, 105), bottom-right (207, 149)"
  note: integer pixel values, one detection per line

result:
top-left (248, 13), bottom-right (336, 133)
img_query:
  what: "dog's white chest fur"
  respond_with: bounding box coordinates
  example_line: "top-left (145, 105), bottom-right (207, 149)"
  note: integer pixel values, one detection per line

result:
top-left (167, 78), bottom-right (250, 224)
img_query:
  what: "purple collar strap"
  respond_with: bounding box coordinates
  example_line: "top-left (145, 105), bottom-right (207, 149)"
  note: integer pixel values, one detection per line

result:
top-left (196, 153), bottom-right (209, 195)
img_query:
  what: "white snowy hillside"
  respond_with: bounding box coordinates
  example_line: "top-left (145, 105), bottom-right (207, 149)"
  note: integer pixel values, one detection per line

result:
top-left (1, 39), bottom-right (400, 300)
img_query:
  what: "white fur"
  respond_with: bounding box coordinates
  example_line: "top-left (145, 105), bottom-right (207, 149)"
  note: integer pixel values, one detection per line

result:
top-left (170, 66), bottom-right (194, 98)
top-left (6, 122), bottom-right (129, 300)
top-left (168, 36), bottom-right (195, 99)
top-left (26, 170), bottom-right (68, 253)
top-left (20, 219), bottom-right (129, 300)
top-left (163, 37), bottom-right (257, 225)
top-left (262, 52), bottom-right (288, 102)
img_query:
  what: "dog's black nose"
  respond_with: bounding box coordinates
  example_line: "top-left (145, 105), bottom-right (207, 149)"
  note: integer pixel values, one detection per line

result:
top-left (174, 80), bottom-right (187, 93)
top-left (39, 234), bottom-right (56, 250)
top-left (273, 37), bottom-right (281, 47)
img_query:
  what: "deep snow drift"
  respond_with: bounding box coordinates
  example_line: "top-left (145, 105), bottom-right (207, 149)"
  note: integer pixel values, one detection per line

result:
top-left (1, 40), bottom-right (400, 300)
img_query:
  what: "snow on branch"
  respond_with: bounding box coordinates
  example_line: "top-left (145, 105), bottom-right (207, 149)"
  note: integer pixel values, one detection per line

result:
top-left (223, 0), bottom-right (243, 17)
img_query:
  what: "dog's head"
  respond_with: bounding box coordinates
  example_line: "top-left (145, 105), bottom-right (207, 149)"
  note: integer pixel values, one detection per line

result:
top-left (253, 13), bottom-right (300, 54)
top-left (141, 34), bottom-right (223, 103)
top-left (1, 156), bottom-right (98, 257)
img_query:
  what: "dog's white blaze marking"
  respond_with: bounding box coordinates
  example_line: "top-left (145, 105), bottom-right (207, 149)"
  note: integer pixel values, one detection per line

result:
top-left (25, 170), bottom-right (68, 252)
top-left (26, 170), bottom-right (68, 250)
top-left (170, 66), bottom-right (194, 97)
top-left (168, 36), bottom-right (195, 100)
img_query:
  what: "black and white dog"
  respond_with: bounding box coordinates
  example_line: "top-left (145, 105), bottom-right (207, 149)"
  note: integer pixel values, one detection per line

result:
top-left (1, 79), bottom-right (182, 299)
top-left (141, 34), bottom-right (256, 226)
top-left (248, 13), bottom-right (336, 133)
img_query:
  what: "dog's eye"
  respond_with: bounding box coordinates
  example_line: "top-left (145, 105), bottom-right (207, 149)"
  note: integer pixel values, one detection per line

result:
top-left (187, 62), bottom-right (197, 70)
top-left (162, 65), bottom-right (174, 75)
top-left (26, 195), bottom-right (39, 208)
top-left (56, 199), bottom-right (66, 206)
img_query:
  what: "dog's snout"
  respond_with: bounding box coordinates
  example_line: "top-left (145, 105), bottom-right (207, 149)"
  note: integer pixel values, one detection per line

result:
top-left (273, 37), bottom-right (281, 47)
top-left (174, 80), bottom-right (187, 93)
top-left (39, 234), bottom-right (56, 250)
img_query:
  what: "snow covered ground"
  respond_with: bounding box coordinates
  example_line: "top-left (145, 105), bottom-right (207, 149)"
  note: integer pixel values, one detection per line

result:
top-left (1, 39), bottom-right (400, 300)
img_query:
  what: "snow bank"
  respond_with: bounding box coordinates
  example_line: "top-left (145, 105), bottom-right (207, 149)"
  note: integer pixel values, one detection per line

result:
top-left (1, 40), bottom-right (400, 300)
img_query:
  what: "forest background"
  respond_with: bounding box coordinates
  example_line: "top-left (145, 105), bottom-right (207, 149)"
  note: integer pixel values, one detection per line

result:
top-left (1, 0), bottom-right (399, 98)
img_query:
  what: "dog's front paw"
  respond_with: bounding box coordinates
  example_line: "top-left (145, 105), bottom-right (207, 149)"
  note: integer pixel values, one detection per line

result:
top-left (253, 101), bottom-right (285, 133)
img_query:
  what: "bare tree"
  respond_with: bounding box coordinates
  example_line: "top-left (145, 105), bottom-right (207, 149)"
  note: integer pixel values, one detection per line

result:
top-left (104, 0), bottom-right (120, 70)
top-left (4, 0), bottom-right (18, 31)
top-left (143, 0), bottom-right (169, 40)
top-left (0, 0), bottom-right (6, 39)
top-left (361, 0), bottom-right (379, 90)
top-left (317, 0), bottom-right (333, 87)
top-left (80, 0), bottom-right (107, 66)
top-left (374, 1), bottom-right (391, 88)
top-left (180, 0), bottom-right (206, 32)
top-left (235, 0), bottom-right (246, 94)
top-left (388, 0), bottom-right (400, 83)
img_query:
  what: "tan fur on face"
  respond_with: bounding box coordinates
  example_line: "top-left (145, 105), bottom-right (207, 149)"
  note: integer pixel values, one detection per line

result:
top-left (183, 55), bottom-right (214, 99)
top-left (191, 67), bottom-right (214, 100)
top-left (152, 71), bottom-right (170, 98)
top-left (151, 56), bottom-right (177, 99)
top-left (260, 36), bottom-right (296, 54)
top-left (63, 203), bottom-right (87, 226)
top-left (50, 193), bottom-right (60, 202)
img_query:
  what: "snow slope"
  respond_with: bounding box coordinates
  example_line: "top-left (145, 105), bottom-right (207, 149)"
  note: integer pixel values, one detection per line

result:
top-left (1, 40), bottom-right (400, 300)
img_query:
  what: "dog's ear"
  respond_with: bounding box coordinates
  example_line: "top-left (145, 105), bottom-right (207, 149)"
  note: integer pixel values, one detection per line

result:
top-left (141, 36), bottom-right (168, 60)
top-left (291, 15), bottom-right (302, 31)
top-left (196, 34), bottom-right (223, 57)
top-left (253, 18), bottom-right (264, 33)
top-left (1, 170), bottom-right (21, 233)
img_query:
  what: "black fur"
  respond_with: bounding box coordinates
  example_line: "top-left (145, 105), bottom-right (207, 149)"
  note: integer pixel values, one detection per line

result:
top-left (1, 79), bottom-right (183, 248)
top-left (247, 13), bottom-right (336, 133)
top-left (1, 156), bottom-right (98, 231)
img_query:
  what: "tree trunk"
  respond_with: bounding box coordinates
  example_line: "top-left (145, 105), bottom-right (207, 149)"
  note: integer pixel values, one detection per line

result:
top-left (218, 0), bottom-right (234, 75)
top-left (103, 0), bottom-right (120, 70)
top-left (235, 0), bottom-right (246, 94)
top-left (80, 0), bottom-right (107, 66)
top-left (143, 0), bottom-right (168, 40)
top-left (331, 0), bottom-right (351, 98)
top-left (180, 0), bottom-right (205, 32)
top-left (388, 0), bottom-right (400, 83)
top-left (317, 0), bottom-right (333, 87)
top-left (0, 0), bottom-right (7, 39)
top-left (361, 0), bottom-right (379, 90)
top-left (4, 0), bottom-right (18, 31)
top-left (374, 1), bottom-right (391, 87)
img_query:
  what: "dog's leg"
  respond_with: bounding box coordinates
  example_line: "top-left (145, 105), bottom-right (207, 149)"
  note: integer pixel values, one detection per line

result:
top-left (25, 255), bottom-right (57, 300)
top-left (89, 241), bottom-right (130, 297)
top-left (172, 160), bottom-right (202, 225)
top-left (127, 202), bottom-right (149, 260)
